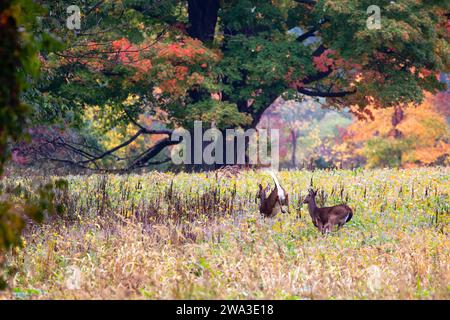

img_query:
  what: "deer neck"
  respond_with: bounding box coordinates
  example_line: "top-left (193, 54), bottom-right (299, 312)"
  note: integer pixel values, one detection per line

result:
top-left (308, 197), bottom-right (318, 218)
top-left (259, 195), bottom-right (265, 211)
top-left (264, 187), bottom-right (279, 212)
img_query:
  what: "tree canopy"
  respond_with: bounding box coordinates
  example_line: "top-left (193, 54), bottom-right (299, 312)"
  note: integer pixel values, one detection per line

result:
top-left (17, 0), bottom-right (450, 170)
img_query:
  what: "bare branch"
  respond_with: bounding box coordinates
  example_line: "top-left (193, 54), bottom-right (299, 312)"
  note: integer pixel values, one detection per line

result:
top-left (79, 130), bottom-right (145, 164)
top-left (298, 87), bottom-right (357, 97)
top-left (302, 69), bottom-right (333, 85)
top-left (131, 138), bottom-right (179, 168)
top-left (296, 19), bottom-right (329, 42)
top-left (294, 0), bottom-right (317, 6)
top-left (85, 1), bottom-right (106, 16)
top-left (297, 28), bottom-right (317, 42)
top-left (121, 108), bottom-right (173, 135)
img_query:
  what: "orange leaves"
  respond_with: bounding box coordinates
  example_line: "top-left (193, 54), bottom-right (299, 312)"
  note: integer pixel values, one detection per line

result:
top-left (111, 37), bottom-right (136, 65)
top-left (159, 79), bottom-right (178, 94)
top-left (110, 37), bottom-right (152, 73)
top-left (112, 37), bottom-right (132, 52)
top-left (59, 34), bottom-right (216, 98)
top-left (410, 142), bottom-right (450, 165)
top-left (156, 38), bottom-right (212, 63)
top-left (174, 66), bottom-right (188, 80)
top-left (159, 72), bottom-right (205, 96)
top-left (342, 92), bottom-right (450, 167)
top-left (189, 72), bottom-right (204, 85)
top-left (59, 37), bottom-right (154, 75)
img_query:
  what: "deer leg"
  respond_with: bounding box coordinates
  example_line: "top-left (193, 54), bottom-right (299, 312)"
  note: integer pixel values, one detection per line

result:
top-left (312, 218), bottom-right (318, 228)
top-left (317, 220), bottom-right (324, 233)
top-left (323, 223), bottom-right (332, 235)
top-left (279, 199), bottom-right (287, 214)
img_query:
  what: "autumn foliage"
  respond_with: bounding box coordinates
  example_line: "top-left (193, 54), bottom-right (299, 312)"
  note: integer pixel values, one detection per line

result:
top-left (340, 92), bottom-right (450, 168)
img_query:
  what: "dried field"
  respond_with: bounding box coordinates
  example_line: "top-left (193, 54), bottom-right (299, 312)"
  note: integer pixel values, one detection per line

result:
top-left (1, 168), bottom-right (449, 299)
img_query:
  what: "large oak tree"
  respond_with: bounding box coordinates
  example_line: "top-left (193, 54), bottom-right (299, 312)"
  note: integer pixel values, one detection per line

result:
top-left (25, 0), bottom-right (449, 170)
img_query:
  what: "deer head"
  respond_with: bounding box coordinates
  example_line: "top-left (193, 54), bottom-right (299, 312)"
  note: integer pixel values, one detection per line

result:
top-left (256, 183), bottom-right (271, 204)
top-left (303, 188), bottom-right (317, 204)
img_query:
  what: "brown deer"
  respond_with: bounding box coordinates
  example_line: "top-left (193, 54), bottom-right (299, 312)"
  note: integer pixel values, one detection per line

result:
top-left (256, 171), bottom-right (289, 218)
top-left (303, 188), bottom-right (353, 234)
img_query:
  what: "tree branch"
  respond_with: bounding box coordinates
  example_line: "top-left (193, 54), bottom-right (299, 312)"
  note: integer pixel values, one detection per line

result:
top-left (298, 87), bottom-right (357, 97)
top-left (294, 0), bottom-right (317, 6)
top-left (131, 138), bottom-right (179, 168)
top-left (121, 108), bottom-right (172, 135)
top-left (296, 19), bottom-right (329, 42)
top-left (296, 28), bottom-right (317, 42)
top-left (80, 130), bottom-right (145, 164)
top-left (302, 69), bottom-right (333, 85)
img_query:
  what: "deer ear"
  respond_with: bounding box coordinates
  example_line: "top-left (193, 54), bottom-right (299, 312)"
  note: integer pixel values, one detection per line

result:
top-left (258, 183), bottom-right (263, 190)
top-left (313, 189), bottom-right (318, 196)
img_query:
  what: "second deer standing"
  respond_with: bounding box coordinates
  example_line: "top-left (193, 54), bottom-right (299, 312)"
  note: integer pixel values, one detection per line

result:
top-left (303, 188), bottom-right (353, 234)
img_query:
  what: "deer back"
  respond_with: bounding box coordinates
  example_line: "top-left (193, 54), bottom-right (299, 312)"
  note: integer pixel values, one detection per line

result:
top-left (325, 204), bottom-right (353, 225)
top-left (260, 186), bottom-right (281, 217)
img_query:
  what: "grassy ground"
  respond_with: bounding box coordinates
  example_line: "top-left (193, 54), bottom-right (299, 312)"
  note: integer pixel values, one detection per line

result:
top-left (1, 167), bottom-right (449, 299)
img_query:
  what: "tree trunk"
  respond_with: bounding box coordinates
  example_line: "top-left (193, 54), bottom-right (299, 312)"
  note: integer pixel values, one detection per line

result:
top-left (291, 129), bottom-right (298, 168)
top-left (390, 105), bottom-right (404, 139)
top-left (187, 0), bottom-right (220, 42)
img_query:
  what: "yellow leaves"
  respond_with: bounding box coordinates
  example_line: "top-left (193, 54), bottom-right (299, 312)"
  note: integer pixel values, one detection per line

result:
top-left (123, 94), bottom-right (140, 106)
top-left (343, 93), bottom-right (450, 167)
top-left (83, 102), bottom-right (168, 160)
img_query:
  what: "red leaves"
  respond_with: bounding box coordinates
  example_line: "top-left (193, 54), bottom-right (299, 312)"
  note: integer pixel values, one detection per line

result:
top-left (111, 37), bottom-right (135, 64)
top-left (151, 37), bottom-right (218, 96)
top-left (313, 49), bottom-right (336, 72)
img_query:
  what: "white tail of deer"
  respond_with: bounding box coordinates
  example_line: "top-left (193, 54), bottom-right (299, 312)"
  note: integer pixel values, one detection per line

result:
top-left (269, 170), bottom-right (286, 202)
top-left (256, 170), bottom-right (289, 218)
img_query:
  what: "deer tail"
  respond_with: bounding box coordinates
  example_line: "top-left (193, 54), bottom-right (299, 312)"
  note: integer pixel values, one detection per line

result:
top-left (269, 170), bottom-right (286, 201)
top-left (345, 207), bottom-right (353, 223)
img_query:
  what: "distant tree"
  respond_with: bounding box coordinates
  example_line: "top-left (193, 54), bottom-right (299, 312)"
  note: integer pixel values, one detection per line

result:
top-left (274, 98), bottom-right (327, 167)
top-left (340, 93), bottom-right (450, 168)
top-left (259, 97), bottom-right (352, 168)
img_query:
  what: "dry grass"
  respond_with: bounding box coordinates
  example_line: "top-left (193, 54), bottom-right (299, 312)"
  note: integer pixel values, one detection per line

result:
top-left (1, 167), bottom-right (449, 299)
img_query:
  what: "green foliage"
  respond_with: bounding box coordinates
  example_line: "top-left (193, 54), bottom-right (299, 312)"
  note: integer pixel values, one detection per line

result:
top-left (218, 32), bottom-right (315, 111)
top-left (310, 0), bottom-right (448, 106)
top-left (184, 100), bottom-right (252, 129)
top-left (364, 137), bottom-right (407, 168)
top-left (0, 0), bottom-right (64, 290)
top-left (0, 179), bottom-right (68, 289)
top-left (0, 0), bottom-right (61, 171)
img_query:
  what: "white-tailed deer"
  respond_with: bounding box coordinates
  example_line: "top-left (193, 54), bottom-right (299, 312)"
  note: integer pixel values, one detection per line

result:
top-left (303, 188), bottom-right (353, 234)
top-left (256, 171), bottom-right (289, 218)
